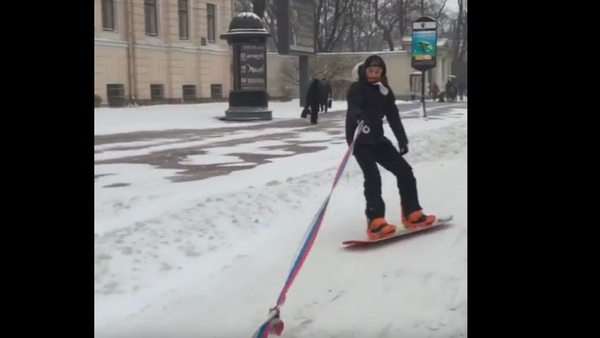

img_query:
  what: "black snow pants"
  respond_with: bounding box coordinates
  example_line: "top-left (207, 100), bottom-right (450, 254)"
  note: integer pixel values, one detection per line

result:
top-left (353, 142), bottom-right (421, 221)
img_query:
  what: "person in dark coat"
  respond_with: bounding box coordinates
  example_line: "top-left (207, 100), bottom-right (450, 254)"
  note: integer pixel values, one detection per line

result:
top-left (319, 78), bottom-right (332, 113)
top-left (302, 78), bottom-right (321, 124)
top-left (346, 55), bottom-right (436, 240)
top-left (445, 79), bottom-right (457, 102)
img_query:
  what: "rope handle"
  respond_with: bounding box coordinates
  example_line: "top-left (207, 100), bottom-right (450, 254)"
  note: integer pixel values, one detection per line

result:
top-left (268, 308), bottom-right (284, 336)
top-left (250, 307), bottom-right (283, 338)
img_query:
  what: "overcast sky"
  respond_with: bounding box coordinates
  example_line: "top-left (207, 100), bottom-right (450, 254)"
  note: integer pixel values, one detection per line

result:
top-left (445, 0), bottom-right (460, 13)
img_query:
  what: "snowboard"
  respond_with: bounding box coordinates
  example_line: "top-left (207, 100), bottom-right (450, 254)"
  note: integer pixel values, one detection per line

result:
top-left (342, 215), bottom-right (453, 247)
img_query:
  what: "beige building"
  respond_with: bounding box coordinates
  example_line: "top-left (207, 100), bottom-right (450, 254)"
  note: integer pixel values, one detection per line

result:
top-left (94, 0), bottom-right (233, 105)
top-left (94, 0), bottom-right (456, 106)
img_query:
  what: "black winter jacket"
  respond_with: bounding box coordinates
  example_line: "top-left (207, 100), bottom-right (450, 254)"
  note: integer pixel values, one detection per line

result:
top-left (305, 79), bottom-right (321, 109)
top-left (345, 80), bottom-right (408, 147)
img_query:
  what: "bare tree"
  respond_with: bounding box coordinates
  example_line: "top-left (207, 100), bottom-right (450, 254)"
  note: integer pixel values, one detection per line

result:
top-left (374, 0), bottom-right (403, 51)
top-left (257, 0), bottom-right (357, 53)
top-left (346, 0), bottom-right (381, 52)
top-left (372, 0), bottom-right (448, 51)
top-left (400, 0), bottom-right (450, 38)
top-left (451, 0), bottom-right (467, 61)
top-left (233, 1), bottom-right (268, 20)
top-left (263, 1), bottom-right (279, 51)
top-left (233, 0), bottom-right (253, 13)
top-left (316, 0), bottom-right (355, 52)
top-left (432, 0), bottom-right (448, 19)
top-left (398, 0), bottom-right (407, 39)
top-left (252, 0), bottom-right (266, 17)
top-left (279, 55), bottom-right (362, 98)
top-left (238, 0), bottom-right (452, 53)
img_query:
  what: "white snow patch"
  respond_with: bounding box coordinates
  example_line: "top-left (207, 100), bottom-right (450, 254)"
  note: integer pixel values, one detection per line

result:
top-left (94, 100), bottom-right (348, 135)
top-left (95, 139), bottom-right (181, 151)
top-left (180, 154), bottom-right (243, 165)
top-left (95, 112), bottom-right (467, 337)
top-left (287, 131), bottom-right (334, 142)
top-left (205, 140), bottom-right (294, 156)
top-left (96, 157), bottom-right (466, 338)
top-left (95, 164), bottom-right (180, 187)
top-left (94, 128), bottom-right (302, 161)
top-left (94, 111), bottom-right (467, 235)
top-left (396, 103), bottom-right (459, 117)
top-left (448, 107), bottom-right (466, 115)
top-left (402, 108), bottom-right (467, 135)
top-left (220, 162), bottom-right (257, 167)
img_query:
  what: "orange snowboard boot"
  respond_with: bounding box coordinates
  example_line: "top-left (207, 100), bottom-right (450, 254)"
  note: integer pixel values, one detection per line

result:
top-left (367, 218), bottom-right (397, 240)
top-left (401, 210), bottom-right (436, 229)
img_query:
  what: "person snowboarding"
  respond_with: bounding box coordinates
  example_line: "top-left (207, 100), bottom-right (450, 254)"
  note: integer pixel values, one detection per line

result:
top-left (346, 55), bottom-right (436, 240)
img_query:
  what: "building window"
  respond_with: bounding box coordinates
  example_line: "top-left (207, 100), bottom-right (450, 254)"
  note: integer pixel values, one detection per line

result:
top-left (182, 85), bottom-right (197, 102)
top-left (210, 84), bottom-right (223, 98)
top-left (144, 0), bottom-right (159, 36)
top-left (178, 0), bottom-right (190, 40)
top-left (106, 84), bottom-right (125, 107)
top-left (207, 4), bottom-right (216, 42)
top-left (101, 0), bottom-right (116, 31)
top-left (409, 74), bottom-right (422, 93)
top-left (150, 84), bottom-right (165, 101)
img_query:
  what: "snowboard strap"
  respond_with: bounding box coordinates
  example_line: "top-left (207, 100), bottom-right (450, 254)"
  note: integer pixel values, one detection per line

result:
top-left (251, 122), bottom-right (365, 338)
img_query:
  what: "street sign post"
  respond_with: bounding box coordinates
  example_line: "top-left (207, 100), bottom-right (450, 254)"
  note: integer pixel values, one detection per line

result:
top-left (411, 16), bottom-right (438, 119)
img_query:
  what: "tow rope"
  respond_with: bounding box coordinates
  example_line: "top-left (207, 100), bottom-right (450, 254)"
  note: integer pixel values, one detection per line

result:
top-left (250, 122), bottom-right (365, 338)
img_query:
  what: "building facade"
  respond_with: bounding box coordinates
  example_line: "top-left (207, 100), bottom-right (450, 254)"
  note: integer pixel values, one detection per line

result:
top-left (94, 0), bottom-right (233, 105)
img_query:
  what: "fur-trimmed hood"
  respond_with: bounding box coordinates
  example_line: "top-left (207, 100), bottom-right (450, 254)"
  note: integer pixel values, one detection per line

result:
top-left (351, 62), bottom-right (363, 82)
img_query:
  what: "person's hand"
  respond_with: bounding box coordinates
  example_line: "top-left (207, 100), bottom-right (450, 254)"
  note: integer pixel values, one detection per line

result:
top-left (398, 143), bottom-right (409, 155)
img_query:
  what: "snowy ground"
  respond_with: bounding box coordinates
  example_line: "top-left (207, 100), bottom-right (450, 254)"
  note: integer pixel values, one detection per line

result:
top-left (94, 99), bottom-right (413, 135)
top-left (94, 107), bottom-right (467, 337)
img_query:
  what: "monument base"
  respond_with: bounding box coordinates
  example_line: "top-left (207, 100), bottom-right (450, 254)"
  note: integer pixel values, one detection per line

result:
top-left (221, 106), bottom-right (273, 121)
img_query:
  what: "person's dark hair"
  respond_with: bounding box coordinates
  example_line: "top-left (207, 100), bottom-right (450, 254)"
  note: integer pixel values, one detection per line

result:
top-left (380, 76), bottom-right (390, 87)
top-left (357, 64), bottom-right (390, 88)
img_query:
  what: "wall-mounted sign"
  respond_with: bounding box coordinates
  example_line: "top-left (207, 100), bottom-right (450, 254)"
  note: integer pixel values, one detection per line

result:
top-left (276, 0), bottom-right (316, 55)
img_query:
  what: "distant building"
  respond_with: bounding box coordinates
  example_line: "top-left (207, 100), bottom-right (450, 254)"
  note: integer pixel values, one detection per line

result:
top-left (94, 0), bottom-right (233, 106)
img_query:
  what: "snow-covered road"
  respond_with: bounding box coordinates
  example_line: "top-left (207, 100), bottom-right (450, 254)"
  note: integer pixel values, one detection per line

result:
top-left (94, 105), bottom-right (467, 338)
